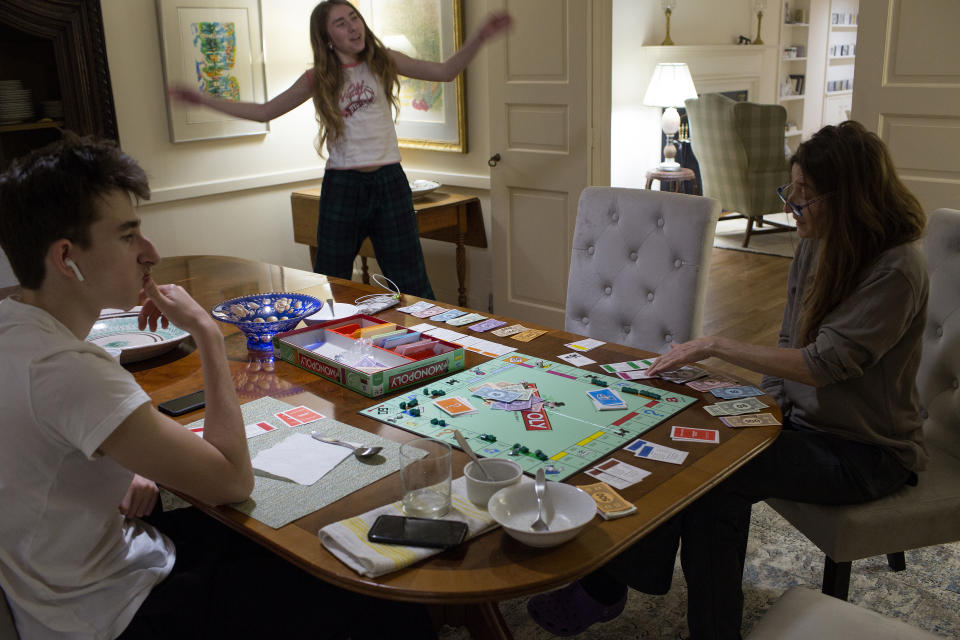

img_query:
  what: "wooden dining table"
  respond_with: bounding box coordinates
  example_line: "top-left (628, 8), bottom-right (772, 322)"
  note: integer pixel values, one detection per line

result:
top-left (114, 255), bottom-right (781, 639)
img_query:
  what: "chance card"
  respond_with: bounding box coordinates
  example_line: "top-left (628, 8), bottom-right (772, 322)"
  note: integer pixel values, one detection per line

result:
top-left (670, 425), bottom-right (720, 443)
top-left (433, 396), bottom-right (478, 416)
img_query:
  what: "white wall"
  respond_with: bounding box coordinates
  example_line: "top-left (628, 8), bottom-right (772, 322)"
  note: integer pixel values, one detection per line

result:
top-left (610, 0), bottom-right (773, 188)
top-left (101, 0), bottom-right (493, 309)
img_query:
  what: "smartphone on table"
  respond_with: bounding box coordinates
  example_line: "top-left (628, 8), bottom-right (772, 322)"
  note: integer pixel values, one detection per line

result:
top-left (157, 390), bottom-right (205, 417)
top-left (367, 515), bottom-right (468, 549)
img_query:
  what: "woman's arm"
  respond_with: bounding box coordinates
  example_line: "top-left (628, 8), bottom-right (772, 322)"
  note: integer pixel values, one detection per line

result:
top-left (645, 336), bottom-right (820, 387)
top-left (168, 71), bottom-right (313, 123)
top-left (390, 12), bottom-right (512, 82)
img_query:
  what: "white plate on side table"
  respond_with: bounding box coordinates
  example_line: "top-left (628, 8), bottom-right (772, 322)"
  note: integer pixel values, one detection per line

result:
top-left (85, 315), bottom-right (190, 364)
top-left (410, 180), bottom-right (441, 200)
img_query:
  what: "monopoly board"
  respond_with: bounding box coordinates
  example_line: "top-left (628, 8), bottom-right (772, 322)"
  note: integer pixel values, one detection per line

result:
top-left (360, 353), bottom-right (697, 482)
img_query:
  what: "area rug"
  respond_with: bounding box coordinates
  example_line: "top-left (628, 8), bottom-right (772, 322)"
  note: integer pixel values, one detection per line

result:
top-left (713, 213), bottom-right (798, 259)
top-left (438, 501), bottom-right (960, 639)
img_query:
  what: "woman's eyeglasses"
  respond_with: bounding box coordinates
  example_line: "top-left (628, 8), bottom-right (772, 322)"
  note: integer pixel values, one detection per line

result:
top-left (777, 183), bottom-right (832, 217)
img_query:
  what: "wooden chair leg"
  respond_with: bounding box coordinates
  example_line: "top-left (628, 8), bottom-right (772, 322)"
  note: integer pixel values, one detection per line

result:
top-left (360, 256), bottom-right (371, 285)
top-left (822, 557), bottom-right (852, 601)
top-left (887, 552), bottom-right (906, 572)
top-left (742, 217), bottom-right (755, 247)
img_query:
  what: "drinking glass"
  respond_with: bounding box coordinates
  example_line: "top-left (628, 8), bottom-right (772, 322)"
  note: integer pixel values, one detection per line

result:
top-left (400, 437), bottom-right (452, 518)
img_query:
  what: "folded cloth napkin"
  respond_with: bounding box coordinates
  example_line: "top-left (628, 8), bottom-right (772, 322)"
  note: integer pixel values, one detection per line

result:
top-left (251, 432), bottom-right (351, 485)
top-left (318, 477), bottom-right (498, 577)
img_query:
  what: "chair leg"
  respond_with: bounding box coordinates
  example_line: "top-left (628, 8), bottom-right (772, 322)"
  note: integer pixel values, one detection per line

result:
top-left (822, 557), bottom-right (851, 601)
top-left (887, 552), bottom-right (906, 572)
top-left (742, 217), bottom-right (755, 247)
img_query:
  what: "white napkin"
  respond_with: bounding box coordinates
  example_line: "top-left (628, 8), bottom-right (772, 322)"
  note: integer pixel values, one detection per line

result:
top-left (318, 477), bottom-right (498, 577)
top-left (251, 432), bottom-right (351, 485)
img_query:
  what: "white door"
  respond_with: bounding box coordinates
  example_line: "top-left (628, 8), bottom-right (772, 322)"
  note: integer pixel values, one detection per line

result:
top-left (487, 0), bottom-right (611, 329)
top-left (852, 0), bottom-right (960, 213)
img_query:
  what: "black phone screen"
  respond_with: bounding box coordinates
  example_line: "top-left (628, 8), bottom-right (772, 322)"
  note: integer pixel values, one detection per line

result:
top-left (367, 515), bottom-right (468, 549)
top-left (157, 390), bottom-right (205, 416)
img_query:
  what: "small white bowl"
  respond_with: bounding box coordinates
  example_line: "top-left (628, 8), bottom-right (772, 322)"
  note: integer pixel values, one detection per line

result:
top-left (303, 302), bottom-right (360, 325)
top-left (488, 480), bottom-right (596, 548)
top-left (464, 459), bottom-right (523, 508)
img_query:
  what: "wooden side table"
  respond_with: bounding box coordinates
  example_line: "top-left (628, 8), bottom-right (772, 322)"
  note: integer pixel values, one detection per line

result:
top-left (645, 167), bottom-right (699, 195)
top-left (291, 189), bottom-right (486, 306)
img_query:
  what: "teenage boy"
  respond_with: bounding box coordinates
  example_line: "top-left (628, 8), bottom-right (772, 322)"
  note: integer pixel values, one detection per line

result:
top-left (0, 135), bottom-right (432, 639)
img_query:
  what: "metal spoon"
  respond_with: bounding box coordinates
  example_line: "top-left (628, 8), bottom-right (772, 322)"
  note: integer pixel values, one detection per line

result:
top-left (310, 432), bottom-right (382, 459)
top-left (454, 429), bottom-right (493, 480)
top-left (531, 468), bottom-right (550, 532)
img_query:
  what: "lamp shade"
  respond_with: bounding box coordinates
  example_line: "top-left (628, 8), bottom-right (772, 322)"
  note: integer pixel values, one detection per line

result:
top-left (643, 62), bottom-right (698, 108)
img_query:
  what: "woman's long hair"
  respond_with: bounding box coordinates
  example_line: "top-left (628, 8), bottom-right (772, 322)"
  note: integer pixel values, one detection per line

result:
top-left (308, 0), bottom-right (400, 153)
top-left (793, 121), bottom-right (926, 344)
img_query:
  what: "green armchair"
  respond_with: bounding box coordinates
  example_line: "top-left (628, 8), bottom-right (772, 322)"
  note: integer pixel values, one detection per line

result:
top-left (684, 93), bottom-right (794, 247)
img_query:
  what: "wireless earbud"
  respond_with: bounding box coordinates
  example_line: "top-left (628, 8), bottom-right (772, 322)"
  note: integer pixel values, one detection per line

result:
top-left (64, 258), bottom-right (85, 282)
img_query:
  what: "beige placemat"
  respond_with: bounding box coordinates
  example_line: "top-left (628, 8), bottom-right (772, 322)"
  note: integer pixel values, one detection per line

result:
top-left (185, 396), bottom-right (402, 528)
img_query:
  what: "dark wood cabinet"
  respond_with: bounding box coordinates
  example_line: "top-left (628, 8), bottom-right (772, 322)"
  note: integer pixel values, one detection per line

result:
top-left (0, 0), bottom-right (117, 169)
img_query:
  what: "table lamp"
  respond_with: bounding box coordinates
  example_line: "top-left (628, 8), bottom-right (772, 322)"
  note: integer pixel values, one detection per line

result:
top-left (643, 62), bottom-right (698, 171)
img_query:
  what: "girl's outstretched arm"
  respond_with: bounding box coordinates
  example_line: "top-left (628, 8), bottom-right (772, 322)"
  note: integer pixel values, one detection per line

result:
top-left (390, 12), bottom-right (512, 82)
top-left (168, 71), bottom-right (313, 122)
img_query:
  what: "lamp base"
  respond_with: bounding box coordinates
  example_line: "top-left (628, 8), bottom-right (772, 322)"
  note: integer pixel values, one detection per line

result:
top-left (657, 160), bottom-right (682, 171)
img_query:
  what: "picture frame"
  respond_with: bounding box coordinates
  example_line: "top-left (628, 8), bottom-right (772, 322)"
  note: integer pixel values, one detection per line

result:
top-left (355, 0), bottom-right (467, 153)
top-left (156, 0), bottom-right (268, 143)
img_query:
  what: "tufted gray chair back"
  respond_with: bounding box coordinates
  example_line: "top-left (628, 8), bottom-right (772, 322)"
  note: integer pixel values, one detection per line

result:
top-left (564, 187), bottom-right (721, 353)
top-left (918, 208), bottom-right (960, 458)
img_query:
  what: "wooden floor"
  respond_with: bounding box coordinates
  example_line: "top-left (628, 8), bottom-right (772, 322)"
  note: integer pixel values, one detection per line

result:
top-left (698, 248), bottom-right (793, 386)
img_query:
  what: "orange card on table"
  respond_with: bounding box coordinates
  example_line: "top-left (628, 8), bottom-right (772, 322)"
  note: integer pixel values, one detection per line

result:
top-left (433, 396), bottom-right (478, 416)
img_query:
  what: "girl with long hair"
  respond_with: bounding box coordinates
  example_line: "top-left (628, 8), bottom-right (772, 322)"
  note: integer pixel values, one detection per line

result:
top-left (170, 1), bottom-right (511, 298)
top-left (528, 121), bottom-right (930, 639)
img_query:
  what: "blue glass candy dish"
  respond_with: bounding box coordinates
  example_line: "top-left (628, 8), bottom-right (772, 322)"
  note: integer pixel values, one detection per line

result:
top-left (211, 292), bottom-right (322, 351)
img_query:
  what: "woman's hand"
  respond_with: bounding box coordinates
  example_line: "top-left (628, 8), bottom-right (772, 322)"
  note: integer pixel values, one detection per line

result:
top-left (646, 337), bottom-right (718, 376)
top-left (477, 11), bottom-right (513, 42)
top-left (119, 474), bottom-right (159, 518)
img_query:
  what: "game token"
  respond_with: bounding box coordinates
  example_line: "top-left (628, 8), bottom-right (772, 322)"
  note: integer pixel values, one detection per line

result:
top-left (590, 378), bottom-right (608, 387)
top-left (400, 402), bottom-right (407, 409)
top-left (480, 433), bottom-right (497, 442)
top-left (423, 388), bottom-right (430, 395)
top-left (430, 418), bottom-right (439, 425)
top-left (638, 390), bottom-right (662, 400)
top-left (438, 420), bottom-right (446, 427)
top-left (621, 387), bottom-right (638, 395)
top-left (409, 408), bottom-right (420, 417)
top-left (520, 446), bottom-right (529, 454)
top-left (537, 451), bottom-right (549, 460)
top-left (408, 399), bottom-right (418, 408)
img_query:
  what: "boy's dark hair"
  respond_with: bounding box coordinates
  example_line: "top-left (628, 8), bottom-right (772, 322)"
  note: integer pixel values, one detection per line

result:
top-left (0, 133), bottom-right (150, 289)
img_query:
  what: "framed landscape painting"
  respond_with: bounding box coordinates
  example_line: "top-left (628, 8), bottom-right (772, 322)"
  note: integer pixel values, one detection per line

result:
top-left (356, 0), bottom-right (466, 153)
top-left (156, 0), bottom-right (269, 142)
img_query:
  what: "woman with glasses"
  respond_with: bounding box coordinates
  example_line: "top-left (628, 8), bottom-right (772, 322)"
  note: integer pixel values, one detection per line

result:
top-left (528, 121), bottom-right (928, 639)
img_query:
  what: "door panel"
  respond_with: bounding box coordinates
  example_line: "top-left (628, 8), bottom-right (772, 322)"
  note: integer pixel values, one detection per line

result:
top-left (852, 0), bottom-right (960, 214)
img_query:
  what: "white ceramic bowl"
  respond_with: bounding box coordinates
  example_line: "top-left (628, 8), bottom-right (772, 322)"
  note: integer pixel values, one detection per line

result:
top-left (488, 480), bottom-right (596, 548)
top-left (464, 459), bottom-right (523, 508)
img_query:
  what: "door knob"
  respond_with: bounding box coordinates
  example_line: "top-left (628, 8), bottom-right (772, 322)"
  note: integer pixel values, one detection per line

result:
top-left (488, 153), bottom-right (501, 167)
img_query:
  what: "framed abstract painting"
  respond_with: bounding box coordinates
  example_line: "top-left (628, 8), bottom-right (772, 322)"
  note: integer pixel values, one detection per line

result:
top-left (356, 0), bottom-right (466, 153)
top-left (156, 0), bottom-right (268, 142)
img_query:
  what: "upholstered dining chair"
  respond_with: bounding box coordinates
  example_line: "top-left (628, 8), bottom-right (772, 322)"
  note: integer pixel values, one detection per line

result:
top-left (684, 92), bottom-right (793, 248)
top-left (565, 187), bottom-right (721, 354)
top-left (747, 587), bottom-right (941, 640)
top-left (767, 208), bottom-right (960, 600)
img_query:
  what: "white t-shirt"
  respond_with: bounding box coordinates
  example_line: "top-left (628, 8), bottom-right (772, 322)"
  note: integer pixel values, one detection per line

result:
top-left (320, 62), bottom-right (402, 169)
top-left (0, 298), bottom-right (174, 639)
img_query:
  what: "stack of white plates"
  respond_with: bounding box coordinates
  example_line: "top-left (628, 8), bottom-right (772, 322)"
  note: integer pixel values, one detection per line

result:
top-left (39, 100), bottom-right (63, 119)
top-left (0, 80), bottom-right (34, 125)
